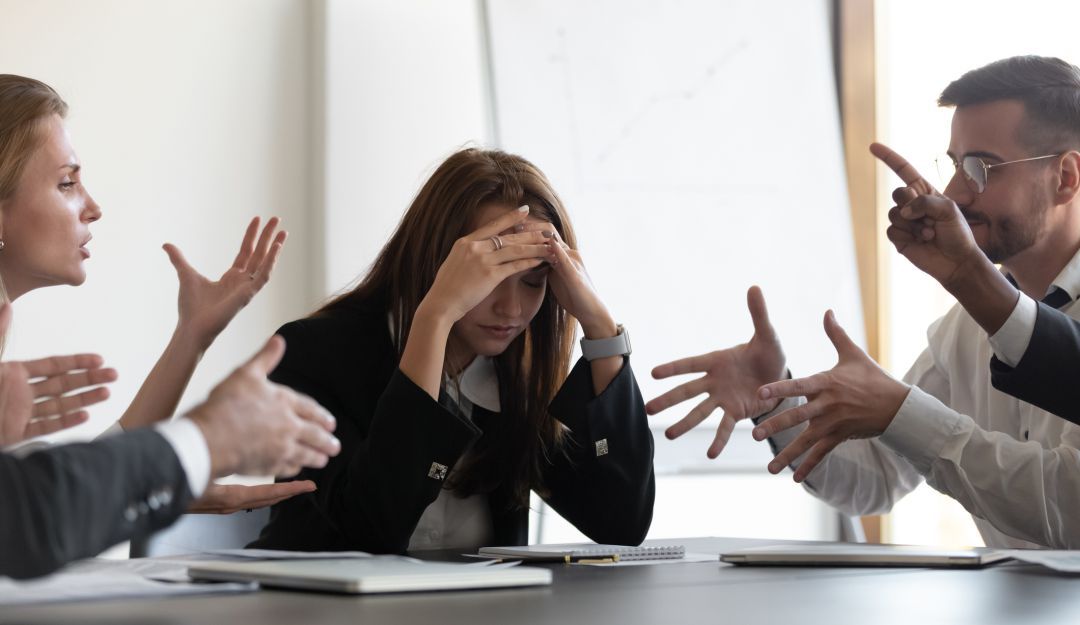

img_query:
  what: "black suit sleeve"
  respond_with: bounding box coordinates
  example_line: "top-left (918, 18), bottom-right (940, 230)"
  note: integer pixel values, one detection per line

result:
top-left (542, 357), bottom-right (655, 545)
top-left (990, 301), bottom-right (1080, 425)
top-left (0, 429), bottom-right (192, 579)
top-left (267, 320), bottom-right (481, 553)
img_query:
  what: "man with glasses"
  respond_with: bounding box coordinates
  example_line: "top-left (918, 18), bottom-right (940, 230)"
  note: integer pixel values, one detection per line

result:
top-left (647, 55), bottom-right (1080, 548)
top-left (881, 143), bottom-right (1080, 424)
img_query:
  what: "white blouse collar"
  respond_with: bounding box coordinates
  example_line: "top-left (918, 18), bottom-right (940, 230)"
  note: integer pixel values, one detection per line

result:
top-left (452, 355), bottom-right (501, 413)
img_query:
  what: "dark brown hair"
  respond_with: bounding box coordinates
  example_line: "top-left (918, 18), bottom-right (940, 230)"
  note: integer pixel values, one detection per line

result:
top-left (319, 147), bottom-right (578, 507)
top-left (939, 55), bottom-right (1080, 153)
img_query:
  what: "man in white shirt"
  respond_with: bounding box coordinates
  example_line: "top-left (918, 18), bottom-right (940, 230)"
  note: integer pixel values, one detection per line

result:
top-left (647, 55), bottom-right (1080, 549)
top-left (0, 334), bottom-right (341, 579)
top-left (871, 140), bottom-right (1080, 425)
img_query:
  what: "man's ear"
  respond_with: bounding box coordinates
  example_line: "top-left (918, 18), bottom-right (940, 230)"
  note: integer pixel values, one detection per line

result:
top-left (1054, 151), bottom-right (1080, 205)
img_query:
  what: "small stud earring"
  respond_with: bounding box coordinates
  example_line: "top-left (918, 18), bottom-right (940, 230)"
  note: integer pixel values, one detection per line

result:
top-left (0, 240), bottom-right (6, 251)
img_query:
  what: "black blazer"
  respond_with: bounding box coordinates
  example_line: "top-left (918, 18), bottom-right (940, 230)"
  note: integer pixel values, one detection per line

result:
top-left (990, 300), bottom-right (1080, 425)
top-left (0, 428), bottom-right (192, 579)
top-left (251, 300), bottom-right (655, 553)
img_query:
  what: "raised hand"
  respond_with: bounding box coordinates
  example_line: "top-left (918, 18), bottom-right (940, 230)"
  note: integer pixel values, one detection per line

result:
top-left (752, 310), bottom-right (908, 482)
top-left (188, 336), bottom-right (340, 479)
top-left (872, 142), bottom-right (1016, 333)
top-left (421, 205), bottom-right (550, 324)
top-left (645, 287), bottom-right (787, 458)
top-left (0, 304), bottom-right (118, 446)
top-left (164, 216), bottom-right (287, 350)
top-left (871, 143), bottom-right (984, 287)
top-left (188, 480), bottom-right (316, 515)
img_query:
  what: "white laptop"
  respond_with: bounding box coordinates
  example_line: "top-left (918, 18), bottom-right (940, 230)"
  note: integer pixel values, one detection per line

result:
top-left (188, 556), bottom-right (552, 594)
top-left (720, 544), bottom-right (1012, 569)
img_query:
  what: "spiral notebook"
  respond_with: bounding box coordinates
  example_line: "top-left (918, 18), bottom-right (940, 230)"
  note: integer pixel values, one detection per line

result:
top-left (478, 543), bottom-right (685, 563)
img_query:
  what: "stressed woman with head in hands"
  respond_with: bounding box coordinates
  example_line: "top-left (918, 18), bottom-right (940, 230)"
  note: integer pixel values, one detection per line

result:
top-left (252, 148), bottom-right (655, 552)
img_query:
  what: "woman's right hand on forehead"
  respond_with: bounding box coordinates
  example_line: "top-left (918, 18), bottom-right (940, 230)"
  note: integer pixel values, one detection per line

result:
top-left (420, 205), bottom-right (555, 323)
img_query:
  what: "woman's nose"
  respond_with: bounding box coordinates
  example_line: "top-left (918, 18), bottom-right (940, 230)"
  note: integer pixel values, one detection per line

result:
top-left (82, 191), bottom-right (102, 223)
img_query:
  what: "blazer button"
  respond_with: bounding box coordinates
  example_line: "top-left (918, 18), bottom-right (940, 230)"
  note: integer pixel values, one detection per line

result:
top-left (124, 505), bottom-right (138, 522)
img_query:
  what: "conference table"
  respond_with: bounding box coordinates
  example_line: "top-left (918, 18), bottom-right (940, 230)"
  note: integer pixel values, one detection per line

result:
top-left (2, 537), bottom-right (1078, 625)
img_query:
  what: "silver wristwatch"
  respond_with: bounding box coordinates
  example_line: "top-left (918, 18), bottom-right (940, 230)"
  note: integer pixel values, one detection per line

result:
top-left (580, 324), bottom-right (631, 361)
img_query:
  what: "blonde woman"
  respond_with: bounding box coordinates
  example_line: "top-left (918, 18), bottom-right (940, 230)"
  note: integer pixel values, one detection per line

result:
top-left (0, 73), bottom-right (308, 513)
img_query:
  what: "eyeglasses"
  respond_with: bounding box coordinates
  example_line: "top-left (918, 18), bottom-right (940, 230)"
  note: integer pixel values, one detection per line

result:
top-left (935, 153), bottom-right (1061, 194)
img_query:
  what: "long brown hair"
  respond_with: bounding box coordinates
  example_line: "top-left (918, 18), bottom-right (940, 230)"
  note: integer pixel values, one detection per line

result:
top-left (320, 147), bottom-right (578, 507)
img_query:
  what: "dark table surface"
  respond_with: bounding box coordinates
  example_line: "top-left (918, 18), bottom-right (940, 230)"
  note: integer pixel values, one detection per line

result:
top-left (3, 536), bottom-right (1078, 625)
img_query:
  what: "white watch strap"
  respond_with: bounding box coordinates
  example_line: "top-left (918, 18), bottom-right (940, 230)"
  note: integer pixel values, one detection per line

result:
top-left (580, 325), bottom-right (631, 361)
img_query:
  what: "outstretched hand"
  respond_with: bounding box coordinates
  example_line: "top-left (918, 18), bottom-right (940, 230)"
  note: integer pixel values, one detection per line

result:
top-left (645, 287), bottom-right (787, 458)
top-left (0, 304), bottom-right (118, 446)
top-left (188, 336), bottom-right (340, 479)
top-left (188, 480), bottom-right (316, 514)
top-left (753, 310), bottom-right (908, 482)
top-left (165, 216), bottom-right (287, 350)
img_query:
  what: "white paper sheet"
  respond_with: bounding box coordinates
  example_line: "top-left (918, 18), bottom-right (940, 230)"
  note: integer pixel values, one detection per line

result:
top-left (0, 570), bottom-right (253, 606)
top-left (1003, 550), bottom-right (1080, 573)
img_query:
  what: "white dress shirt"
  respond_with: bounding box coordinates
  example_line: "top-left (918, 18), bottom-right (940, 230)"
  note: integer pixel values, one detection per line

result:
top-left (407, 356), bottom-right (498, 552)
top-left (764, 247), bottom-right (1080, 549)
top-left (987, 253), bottom-right (1080, 366)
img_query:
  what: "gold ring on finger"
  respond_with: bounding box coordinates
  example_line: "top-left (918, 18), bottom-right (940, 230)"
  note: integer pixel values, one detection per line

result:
top-left (489, 235), bottom-right (504, 252)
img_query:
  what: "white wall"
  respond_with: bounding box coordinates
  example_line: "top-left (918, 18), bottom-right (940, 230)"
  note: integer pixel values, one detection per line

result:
top-left (319, 0), bottom-right (491, 295)
top-left (0, 0), bottom-right (314, 439)
top-left (0, 0), bottom-right (848, 544)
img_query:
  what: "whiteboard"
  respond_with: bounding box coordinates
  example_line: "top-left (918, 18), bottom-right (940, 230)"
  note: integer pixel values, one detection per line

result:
top-left (486, 0), bottom-right (863, 417)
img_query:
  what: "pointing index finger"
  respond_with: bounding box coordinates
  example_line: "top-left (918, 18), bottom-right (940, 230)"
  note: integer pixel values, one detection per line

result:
top-left (869, 142), bottom-right (938, 195)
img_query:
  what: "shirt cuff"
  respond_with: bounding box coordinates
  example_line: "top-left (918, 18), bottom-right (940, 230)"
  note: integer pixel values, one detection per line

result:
top-left (988, 292), bottom-right (1037, 368)
top-left (155, 417), bottom-right (211, 498)
top-left (878, 386), bottom-right (966, 474)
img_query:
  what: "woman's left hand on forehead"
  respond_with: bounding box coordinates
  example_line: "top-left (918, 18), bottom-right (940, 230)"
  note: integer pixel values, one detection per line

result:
top-left (545, 233), bottom-right (615, 336)
top-left (164, 216), bottom-right (287, 350)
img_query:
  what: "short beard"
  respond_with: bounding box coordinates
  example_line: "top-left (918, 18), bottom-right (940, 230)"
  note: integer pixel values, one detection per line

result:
top-left (981, 184), bottom-right (1051, 264)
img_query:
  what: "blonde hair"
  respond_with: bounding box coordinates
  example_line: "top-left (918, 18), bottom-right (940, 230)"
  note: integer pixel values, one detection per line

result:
top-left (0, 75), bottom-right (69, 343)
top-left (0, 75), bottom-right (68, 201)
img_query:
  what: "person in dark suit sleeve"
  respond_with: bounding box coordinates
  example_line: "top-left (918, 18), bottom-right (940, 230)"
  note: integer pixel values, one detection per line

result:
top-left (1, 428), bottom-right (191, 579)
top-left (251, 148), bottom-right (655, 553)
top-left (871, 142), bottom-right (1080, 425)
top-left (988, 299), bottom-right (1080, 423)
top-left (0, 334), bottom-right (342, 580)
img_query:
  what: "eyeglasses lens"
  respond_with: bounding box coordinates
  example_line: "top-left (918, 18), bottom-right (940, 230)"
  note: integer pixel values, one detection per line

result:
top-left (961, 156), bottom-right (987, 193)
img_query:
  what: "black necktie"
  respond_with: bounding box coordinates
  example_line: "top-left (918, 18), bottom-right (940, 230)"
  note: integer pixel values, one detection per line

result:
top-left (1005, 273), bottom-right (1073, 309)
top-left (1042, 286), bottom-right (1073, 310)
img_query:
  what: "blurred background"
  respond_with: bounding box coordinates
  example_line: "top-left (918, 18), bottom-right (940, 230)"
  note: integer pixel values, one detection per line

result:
top-left (3, 0), bottom-right (1079, 550)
